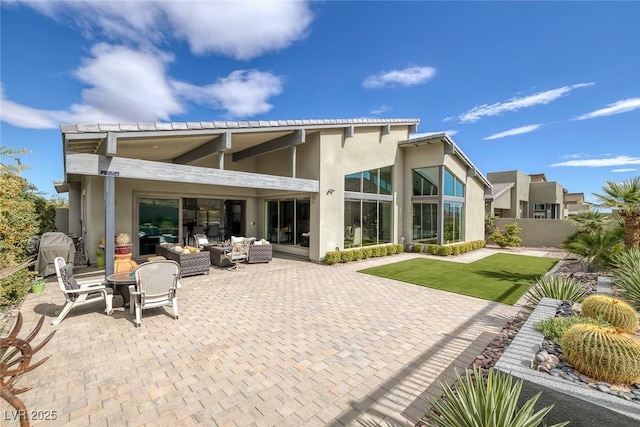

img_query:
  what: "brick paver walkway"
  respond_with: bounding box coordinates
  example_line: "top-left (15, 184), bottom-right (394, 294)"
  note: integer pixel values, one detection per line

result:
top-left (2, 250), bottom-right (532, 426)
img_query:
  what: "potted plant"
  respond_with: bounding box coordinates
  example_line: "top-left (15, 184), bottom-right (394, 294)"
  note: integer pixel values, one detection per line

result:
top-left (31, 276), bottom-right (45, 293)
top-left (115, 232), bottom-right (132, 255)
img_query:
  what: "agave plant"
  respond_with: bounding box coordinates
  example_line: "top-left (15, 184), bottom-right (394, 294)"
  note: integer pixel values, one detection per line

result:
top-left (524, 275), bottom-right (590, 307)
top-left (421, 366), bottom-right (568, 427)
top-left (611, 248), bottom-right (640, 310)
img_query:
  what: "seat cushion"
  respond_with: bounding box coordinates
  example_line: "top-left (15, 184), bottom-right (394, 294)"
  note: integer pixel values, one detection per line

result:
top-left (59, 264), bottom-right (80, 301)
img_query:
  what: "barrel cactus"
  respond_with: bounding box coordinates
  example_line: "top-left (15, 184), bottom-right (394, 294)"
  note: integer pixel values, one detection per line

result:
top-left (581, 294), bottom-right (639, 333)
top-left (560, 324), bottom-right (640, 384)
top-left (116, 232), bottom-right (131, 246)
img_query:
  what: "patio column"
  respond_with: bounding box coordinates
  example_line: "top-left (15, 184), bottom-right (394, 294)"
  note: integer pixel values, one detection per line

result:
top-left (104, 174), bottom-right (115, 276)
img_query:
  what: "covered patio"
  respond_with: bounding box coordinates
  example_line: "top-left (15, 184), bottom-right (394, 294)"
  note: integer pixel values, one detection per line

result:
top-left (3, 253), bottom-right (519, 426)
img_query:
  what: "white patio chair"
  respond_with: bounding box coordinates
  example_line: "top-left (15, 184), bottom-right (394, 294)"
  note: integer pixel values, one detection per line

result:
top-left (224, 240), bottom-right (249, 270)
top-left (129, 260), bottom-right (180, 327)
top-left (52, 256), bottom-right (113, 326)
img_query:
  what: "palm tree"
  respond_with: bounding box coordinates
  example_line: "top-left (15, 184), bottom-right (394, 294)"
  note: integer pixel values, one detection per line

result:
top-left (567, 210), bottom-right (608, 235)
top-left (592, 176), bottom-right (640, 248)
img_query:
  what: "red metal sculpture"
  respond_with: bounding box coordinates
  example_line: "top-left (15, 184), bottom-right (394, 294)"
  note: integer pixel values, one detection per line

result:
top-left (1, 313), bottom-right (55, 427)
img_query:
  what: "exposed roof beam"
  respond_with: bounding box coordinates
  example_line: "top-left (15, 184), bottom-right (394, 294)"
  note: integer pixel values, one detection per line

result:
top-left (343, 126), bottom-right (354, 139)
top-left (66, 153), bottom-right (319, 192)
top-left (106, 132), bottom-right (117, 157)
top-left (233, 129), bottom-right (305, 162)
top-left (444, 141), bottom-right (455, 154)
top-left (381, 125), bottom-right (391, 135)
top-left (173, 132), bottom-right (231, 165)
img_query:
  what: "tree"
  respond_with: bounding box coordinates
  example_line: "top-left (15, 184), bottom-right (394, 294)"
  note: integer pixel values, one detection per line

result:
top-left (592, 177), bottom-right (640, 249)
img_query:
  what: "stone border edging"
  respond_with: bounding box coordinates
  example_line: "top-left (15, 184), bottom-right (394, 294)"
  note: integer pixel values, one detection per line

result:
top-left (494, 297), bottom-right (640, 421)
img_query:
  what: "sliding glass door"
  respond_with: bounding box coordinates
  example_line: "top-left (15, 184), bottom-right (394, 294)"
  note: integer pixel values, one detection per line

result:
top-left (138, 197), bottom-right (180, 256)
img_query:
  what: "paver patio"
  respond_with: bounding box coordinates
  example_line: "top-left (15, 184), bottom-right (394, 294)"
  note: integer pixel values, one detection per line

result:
top-left (2, 250), bottom-right (539, 426)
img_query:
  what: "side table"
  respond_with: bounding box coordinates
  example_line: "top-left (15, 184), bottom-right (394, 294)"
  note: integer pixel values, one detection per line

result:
top-left (204, 245), bottom-right (233, 268)
top-left (106, 271), bottom-right (136, 308)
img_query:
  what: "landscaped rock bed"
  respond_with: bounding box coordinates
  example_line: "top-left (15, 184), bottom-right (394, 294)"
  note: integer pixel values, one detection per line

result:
top-left (472, 256), bottom-right (599, 372)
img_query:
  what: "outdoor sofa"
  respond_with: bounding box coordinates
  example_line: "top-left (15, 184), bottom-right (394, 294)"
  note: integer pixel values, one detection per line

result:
top-left (155, 243), bottom-right (210, 277)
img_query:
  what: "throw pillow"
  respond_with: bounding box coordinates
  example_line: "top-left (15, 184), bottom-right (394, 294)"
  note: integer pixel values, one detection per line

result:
top-left (59, 263), bottom-right (80, 301)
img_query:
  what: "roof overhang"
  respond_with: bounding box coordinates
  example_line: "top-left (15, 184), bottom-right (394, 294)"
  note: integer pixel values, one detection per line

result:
top-left (398, 133), bottom-right (492, 189)
top-left (57, 118), bottom-right (420, 188)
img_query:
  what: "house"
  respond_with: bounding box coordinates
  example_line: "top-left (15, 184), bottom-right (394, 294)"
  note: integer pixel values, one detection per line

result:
top-left (563, 192), bottom-right (591, 216)
top-left (54, 119), bottom-right (490, 273)
top-left (485, 170), bottom-right (565, 219)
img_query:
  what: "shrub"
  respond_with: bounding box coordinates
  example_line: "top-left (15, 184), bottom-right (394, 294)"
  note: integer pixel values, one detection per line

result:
top-left (437, 245), bottom-right (452, 256)
top-left (561, 324), bottom-right (640, 384)
top-left (413, 243), bottom-right (424, 253)
top-left (378, 246), bottom-right (388, 257)
top-left (395, 243), bottom-right (404, 254)
top-left (489, 223), bottom-right (522, 248)
top-left (340, 251), bottom-right (354, 263)
top-left (0, 269), bottom-right (32, 308)
top-left (362, 247), bottom-right (374, 258)
top-left (611, 248), bottom-right (640, 310)
top-left (386, 244), bottom-right (397, 255)
top-left (427, 244), bottom-right (439, 255)
top-left (324, 251), bottom-right (340, 265)
top-left (451, 245), bottom-right (461, 256)
top-left (421, 365), bottom-right (568, 427)
top-left (581, 295), bottom-right (639, 333)
top-left (352, 249), bottom-right (364, 261)
top-left (534, 315), bottom-right (611, 342)
top-left (524, 276), bottom-right (589, 307)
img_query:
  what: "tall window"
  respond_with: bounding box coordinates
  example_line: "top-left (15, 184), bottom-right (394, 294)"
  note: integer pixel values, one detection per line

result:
top-left (444, 169), bottom-right (465, 197)
top-left (344, 200), bottom-right (391, 248)
top-left (266, 198), bottom-right (310, 246)
top-left (343, 165), bottom-right (393, 248)
top-left (413, 167), bottom-right (439, 196)
top-left (412, 203), bottom-right (438, 243)
top-left (443, 201), bottom-right (464, 244)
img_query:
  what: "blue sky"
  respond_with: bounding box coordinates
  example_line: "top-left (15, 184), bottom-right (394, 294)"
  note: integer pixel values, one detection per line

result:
top-left (1, 1), bottom-right (639, 203)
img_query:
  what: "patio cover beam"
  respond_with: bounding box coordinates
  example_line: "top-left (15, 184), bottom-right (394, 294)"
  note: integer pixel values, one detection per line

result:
top-left (232, 129), bottom-right (305, 162)
top-left (67, 153), bottom-right (319, 192)
top-left (173, 132), bottom-right (231, 165)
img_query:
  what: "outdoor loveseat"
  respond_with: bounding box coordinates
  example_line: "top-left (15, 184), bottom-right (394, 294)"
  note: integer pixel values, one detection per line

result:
top-left (155, 243), bottom-right (210, 277)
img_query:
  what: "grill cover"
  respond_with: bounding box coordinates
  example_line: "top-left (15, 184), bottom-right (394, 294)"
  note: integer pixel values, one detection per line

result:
top-left (37, 232), bottom-right (76, 277)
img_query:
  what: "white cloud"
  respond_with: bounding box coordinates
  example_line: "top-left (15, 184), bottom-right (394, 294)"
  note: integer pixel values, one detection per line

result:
top-left (483, 124), bottom-right (541, 140)
top-left (370, 105), bottom-right (392, 115)
top-left (16, 0), bottom-right (314, 60)
top-left (574, 98), bottom-right (640, 120)
top-left (411, 130), bottom-right (458, 138)
top-left (457, 82), bottom-right (594, 123)
top-left (559, 153), bottom-right (586, 159)
top-left (611, 168), bottom-right (637, 173)
top-left (363, 66), bottom-right (436, 89)
top-left (550, 155), bottom-right (640, 167)
top-left (173, 70), bottom-right (283, 118)
top-left (0, 45), bottom-right (284, 128)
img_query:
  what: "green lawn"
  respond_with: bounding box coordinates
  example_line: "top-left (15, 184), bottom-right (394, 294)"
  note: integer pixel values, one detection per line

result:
top-left (359, 253), bottom-right (558, 305)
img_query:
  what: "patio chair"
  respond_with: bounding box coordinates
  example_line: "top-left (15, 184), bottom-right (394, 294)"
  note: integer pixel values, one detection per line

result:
top-left (193, 233), bottom-right (210, 250)
top-left (52, 256), bottom-right (113, 326)
top-left (129, 260), bottom-right (180, 327)
top-left (224, 240), bottom-right (249, 270)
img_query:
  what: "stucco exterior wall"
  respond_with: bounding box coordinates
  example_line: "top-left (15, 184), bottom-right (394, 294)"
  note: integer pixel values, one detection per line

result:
top-left (493, 218), bottom-right (576, 248)
top-left (316, 126), bottom-right (406, 257)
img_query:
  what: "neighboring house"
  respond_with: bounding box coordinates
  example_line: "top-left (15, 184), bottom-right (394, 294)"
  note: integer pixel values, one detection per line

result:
top-left (485, 170), bottom-right (565, 219)
top-left (564, 192), bottom-right (591, 216)
top-left (55, 119), bottom-right (490, 273)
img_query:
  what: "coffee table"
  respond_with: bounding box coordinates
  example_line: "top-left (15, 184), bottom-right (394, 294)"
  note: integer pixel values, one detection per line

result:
top-left (106, 271), bottom-right (135, 308)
